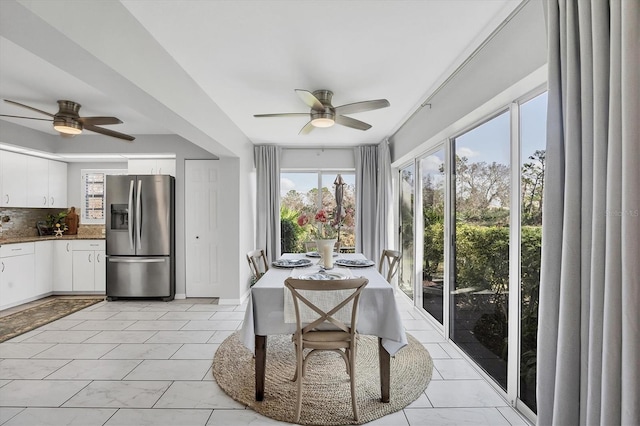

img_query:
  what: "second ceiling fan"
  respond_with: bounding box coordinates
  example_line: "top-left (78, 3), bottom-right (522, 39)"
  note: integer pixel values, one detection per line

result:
top-left (254, 89), bottom-right (390, 135)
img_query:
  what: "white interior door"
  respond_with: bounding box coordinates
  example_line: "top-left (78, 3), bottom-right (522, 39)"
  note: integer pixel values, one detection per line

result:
top-left (185, 160), bottom-right (219, 297)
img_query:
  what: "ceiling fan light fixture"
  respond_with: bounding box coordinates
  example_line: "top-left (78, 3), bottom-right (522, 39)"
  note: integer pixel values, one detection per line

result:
top-left (53, 118), bottom-right (82, 135)
top-left (311, 117), bottom-right (335, 128)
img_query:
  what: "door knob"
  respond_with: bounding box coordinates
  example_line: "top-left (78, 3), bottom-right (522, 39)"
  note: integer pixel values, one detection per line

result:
top-left (196, 236), bottom-right (199, 239)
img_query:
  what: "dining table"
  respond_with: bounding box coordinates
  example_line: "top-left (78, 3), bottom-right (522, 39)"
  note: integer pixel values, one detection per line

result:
top-left (239, 252), bottom-right (408, 403)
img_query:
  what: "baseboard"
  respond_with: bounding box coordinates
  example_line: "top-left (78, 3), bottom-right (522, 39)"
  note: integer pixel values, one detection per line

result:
top-left (174, 293), bottom-right (186, 300)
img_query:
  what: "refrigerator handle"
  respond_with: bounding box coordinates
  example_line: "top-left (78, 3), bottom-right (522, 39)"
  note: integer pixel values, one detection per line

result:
top-left (136, 179), bottom-right (142, 250)
top-left (128, 179), bottom-right (135, 250)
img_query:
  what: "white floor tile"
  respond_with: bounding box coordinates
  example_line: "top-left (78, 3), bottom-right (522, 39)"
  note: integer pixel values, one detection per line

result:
top-left (180, 320), bottom-right (242, 331)
top-left (107, 311), bottom-right (166, 320)
top-left (85, 331), bottom-right (157, 344)
top-left (207, 330), bottom-right (235, 344)
top-left (100, 343), bottom-right (182, 360)
top-left (64, 310), bottom-right (119, 320)
top-left (34, 343), bottom-right (118, 359)
top-left (0, 407), bottom-right (23, 425)
top-left (206, 408), bottom-right (288, 425)
top-left (365, 410), bottom-right (410, 426)
top-left (0, 380), bottom-right (90, 407)
top-left (21, 330), bottom-right (100, 344)
top-left (407, 330), bottom-right (447, 343)
top-left (70, 320), bottom-right (136, 331)
top-left (406, 392), bottom-right (433, 408)
top-left (63, 380), bottom-right (171, 408)
top-left (209, 311), bottom-right (246, 320)
top-left (157, 311), bottom-right (214, 321)
top-left (433, 359), bottom-right (484, 380)
top-left (39, 319), bottom-right (85, 330)
top-left (145, 331), bottom-right (214, 344)
top-left (497, 406), bottom-right (532, 425)
top-left (105, 408), bottom-right (212, 426)
top-left (45, 359), bottom-right (142, 380)
top-left (0, 359), bottom-right (69, 379)
top-left (154, 381), bottom-right (244, 409)
top-left (124, 359), bottom-right (213, 381)
top-left (124, 320), bottom-right (188, 331)
top-left (422, 343), bottom-right (452, 359)
top-left (404, 407), bottom-right (511, 425)
top-left (2, 407), bottom-right (116, 425)
top-left (186, 305), bottom-right (236, 312)
top-left (426, 380), bottom-right (508, 407)
top-left (0, 343), bottom-right (54, 358)
top-left (170, 344), bottom-right (219, 359)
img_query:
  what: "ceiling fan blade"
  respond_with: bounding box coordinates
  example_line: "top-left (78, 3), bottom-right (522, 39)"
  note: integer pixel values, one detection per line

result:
top-left (78, 116), bottom-right (122, 126)
top-left (295, 89), bottom-right (325, 111)
top-left (254, 113), bottom-right (309, 118)
top-left (298, 121), bottom-right (315, 135)
top-left (334, 99), bottom-right (390, 115)
top-left (0, 114), bottom-right (53, 122)
top-left (84, 124), bottom-right (135, 141)
top-left (4, 99), bottom-right (55, 117)
top-left (335, 115), bottom-right (372, 131)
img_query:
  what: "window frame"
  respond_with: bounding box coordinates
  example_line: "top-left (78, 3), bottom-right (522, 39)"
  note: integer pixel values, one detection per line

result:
top-left (80, 169), bottom-right (127, 225)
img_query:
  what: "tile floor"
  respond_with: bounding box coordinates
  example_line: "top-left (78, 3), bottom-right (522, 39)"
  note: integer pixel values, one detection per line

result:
top-left (0, 295), bottom-right (532, 425)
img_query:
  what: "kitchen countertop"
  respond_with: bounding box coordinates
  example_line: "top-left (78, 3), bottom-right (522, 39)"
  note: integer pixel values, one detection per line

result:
top-left (0, 235), bottom-right (105, 245)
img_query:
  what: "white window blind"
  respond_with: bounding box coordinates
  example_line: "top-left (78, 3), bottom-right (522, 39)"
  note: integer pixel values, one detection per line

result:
top-left (81, 169), bottom-right (126, 224)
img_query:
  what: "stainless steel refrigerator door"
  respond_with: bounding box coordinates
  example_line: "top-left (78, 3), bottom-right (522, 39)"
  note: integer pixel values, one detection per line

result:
top-left (106, 256), bottom-right (171, 298)
top-left (136, 175), bottom-right (173, 256)
top-left (106, 175), bottom-right (136, 256)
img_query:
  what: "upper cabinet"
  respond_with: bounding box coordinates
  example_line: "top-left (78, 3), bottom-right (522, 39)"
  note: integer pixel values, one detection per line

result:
top-left (0, 150), bottom-right (67, 208)
top-left (1, 150), bottom-right (28, 207)
top-left (128, 158), bottom-right (175, 176)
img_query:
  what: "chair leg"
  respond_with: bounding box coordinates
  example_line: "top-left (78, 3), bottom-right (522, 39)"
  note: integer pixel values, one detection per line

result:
top-left (350, 346), bottom-right (358, 422)
top-left (295, 346), bottom-right (303, 423)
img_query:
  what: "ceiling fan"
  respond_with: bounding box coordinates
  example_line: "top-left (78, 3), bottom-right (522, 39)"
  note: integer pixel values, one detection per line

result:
top-left (254, 89), bottom-right (390, 135)
top-left (0, 99), bottom-right (135, 141)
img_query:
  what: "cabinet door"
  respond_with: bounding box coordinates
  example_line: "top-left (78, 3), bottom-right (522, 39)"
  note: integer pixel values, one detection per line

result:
top-left (94, 250), bottom-right (106, 292)
top-left (34, 241), bottom-right (54, 296)
top-left (53, 240), bottom-right (73, 292)
top-left (127, 159), bottom-right (156, 174)
top-left (0, 254), bottom-right (35, 310)
top-left (72, 251), bottom-right (95, 291)
top-left (156, 159), bottom-right (176, 176)
top-left (48, 160), bottom-right (68, 208)
top-left (27, 156), bottom-right (49, 207)
top-left (1, 151), bottom-right (28, 207)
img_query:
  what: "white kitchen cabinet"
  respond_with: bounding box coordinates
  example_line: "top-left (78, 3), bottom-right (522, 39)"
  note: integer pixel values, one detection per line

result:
top-left (27, 156), bottom-right (50, 207)
top-left (128, 158), bottom-right (175, 176)
top-left (48, 160), bottom-right (67, 208)
top-left (1, 150), bottom-right (28, 207)
top-left (72, 240), bottom-right (106, 292)
top-left (0, 243), bottom-right (35, 310)
top-left (52, 240), bottom-right (73, 292)
top-left (34, 240), bottom-right (54, 297)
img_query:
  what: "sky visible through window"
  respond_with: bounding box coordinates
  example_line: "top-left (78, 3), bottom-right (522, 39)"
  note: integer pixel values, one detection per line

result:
top-left (281, 172), bottom-right (355, 197)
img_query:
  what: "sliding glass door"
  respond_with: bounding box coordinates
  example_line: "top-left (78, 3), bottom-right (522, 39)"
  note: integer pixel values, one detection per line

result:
top-left (398, 164), bottom-right (415, 300)
top-left (452, 111), bottom-right (511, 390)
top-left (420, 149), bottom-right (445, 324)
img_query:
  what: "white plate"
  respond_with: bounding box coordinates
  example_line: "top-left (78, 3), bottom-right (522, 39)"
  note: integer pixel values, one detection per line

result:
top-left (272, 258), bottom-right (313, 268)
top-left (334, 259), bottom-right (375, 268)
top-left (298, 270), bottom-right (351, 280)
top-left (305, 251), bottom-right (338, 258)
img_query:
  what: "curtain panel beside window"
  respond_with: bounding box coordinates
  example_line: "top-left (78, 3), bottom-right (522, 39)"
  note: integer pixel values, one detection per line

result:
top-left (254, 145), bottom-right (282, 262)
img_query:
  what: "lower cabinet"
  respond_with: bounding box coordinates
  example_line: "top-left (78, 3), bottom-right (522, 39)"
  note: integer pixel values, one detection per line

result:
top-left (52, 240), bottom-right (73, 292)
top-left (71, 240), bottom-right (106, 292)
top-left (0, 243), bottom-right (35, 310)
top-left (34, 241), bottom-right (54, 297)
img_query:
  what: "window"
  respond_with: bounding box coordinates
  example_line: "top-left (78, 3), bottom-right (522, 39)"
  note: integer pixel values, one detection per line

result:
top-left (80, 169), bottom-right (126, 224)
top-left (280, 171), bottom-right (356, 253)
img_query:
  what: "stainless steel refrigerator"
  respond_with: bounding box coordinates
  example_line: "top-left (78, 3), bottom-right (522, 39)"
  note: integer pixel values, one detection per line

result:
top-left (105, 175), bottom-right (175, 301)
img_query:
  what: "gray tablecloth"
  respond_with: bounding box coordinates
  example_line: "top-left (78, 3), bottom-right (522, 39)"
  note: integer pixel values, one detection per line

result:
top-left (239, 253), bottom-right (408, 355)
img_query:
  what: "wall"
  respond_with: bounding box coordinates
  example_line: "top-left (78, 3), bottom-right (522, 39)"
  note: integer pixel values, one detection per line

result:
top-left (281, 148), bottom-right (355, 170)
top-left (390, 0), bottom-right (547, 165)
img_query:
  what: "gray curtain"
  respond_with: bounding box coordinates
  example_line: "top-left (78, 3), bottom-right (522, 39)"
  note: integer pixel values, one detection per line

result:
top-left (537, 1), bottom-right (639, 425)
top-left (254, 145), bottom-right (281, 262)
top-left (354, 141), bottom-right (392, 261)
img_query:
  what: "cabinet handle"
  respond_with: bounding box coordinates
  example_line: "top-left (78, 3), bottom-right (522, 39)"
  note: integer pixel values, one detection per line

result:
top-left (43, 196), bottom-right (47, 205)
top-left (51, 197), bottom-right (55, 205)
top-left (66, 243), bottom-right (70, 252)
top-left (4, 194), bottom-right (8, 203)
top-left (88, 253), bottom-right (92, 263)
top-left (1, 262), bottom-right (4, 272)
top-left (96, 253), bottom-right (101, 263)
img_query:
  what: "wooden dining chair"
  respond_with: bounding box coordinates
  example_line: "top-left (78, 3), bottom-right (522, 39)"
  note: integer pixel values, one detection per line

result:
top-left (378, 249), bottom-right (402, 283)
top-left (246, 249), bottom-right (269, 282)
top-left (284, 276), bottom-right (369, 423)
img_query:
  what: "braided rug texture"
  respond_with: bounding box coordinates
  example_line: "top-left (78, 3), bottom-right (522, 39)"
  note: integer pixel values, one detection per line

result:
top-left (213, 331), bottom-right (433, 425)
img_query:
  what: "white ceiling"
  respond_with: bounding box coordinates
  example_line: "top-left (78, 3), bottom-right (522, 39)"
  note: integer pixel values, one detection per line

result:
top-left (0, 0), bottom-right (521, 156)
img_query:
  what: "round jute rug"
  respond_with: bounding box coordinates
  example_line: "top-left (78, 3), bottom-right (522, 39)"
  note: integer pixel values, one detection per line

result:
top-left (212, 331), bottom-right (433, 425)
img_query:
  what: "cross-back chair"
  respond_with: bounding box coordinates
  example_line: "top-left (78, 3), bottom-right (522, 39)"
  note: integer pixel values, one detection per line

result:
top-left (284, 276), bottom-right (369, 423)
top-left (378, 249), bottom-right (402, 283)
top-left (304, 240), bottom-right (341, 253)
top-left (246, 249), bottom-right (269, 282)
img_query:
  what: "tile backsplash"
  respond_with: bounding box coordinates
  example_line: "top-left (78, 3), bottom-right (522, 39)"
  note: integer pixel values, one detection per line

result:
top-left (0, 208), bottom-right (104, 238)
